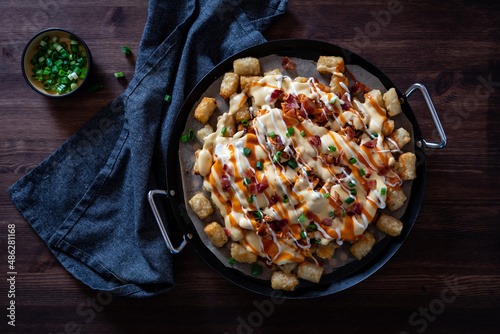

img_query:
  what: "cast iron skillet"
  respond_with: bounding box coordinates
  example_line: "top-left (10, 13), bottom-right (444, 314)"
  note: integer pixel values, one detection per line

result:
top-left (149, 39), bottom-right (446, 299)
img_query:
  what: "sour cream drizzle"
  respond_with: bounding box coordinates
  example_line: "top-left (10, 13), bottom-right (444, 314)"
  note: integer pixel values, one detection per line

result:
top-left (198, 73), bottom-right (403, 265)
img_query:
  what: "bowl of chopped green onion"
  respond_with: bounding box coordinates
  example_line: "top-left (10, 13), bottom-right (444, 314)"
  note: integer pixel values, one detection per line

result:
top-left (21, 28), bottom-right (92, 97)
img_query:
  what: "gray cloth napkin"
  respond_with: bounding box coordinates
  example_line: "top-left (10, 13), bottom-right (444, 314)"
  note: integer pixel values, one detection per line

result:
top-left (9, 0), bottom-right (287, 297)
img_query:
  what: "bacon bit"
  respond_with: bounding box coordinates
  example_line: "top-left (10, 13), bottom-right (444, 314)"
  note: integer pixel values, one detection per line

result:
top-left (270, 89), bottom-right (284, 100)
top-left (275, 135), bottom-right (286, 151)
top-left (378, 165), bottom-right (391, 176)
top-left (301, 97), bottom-right (316, 114)
top-left (308, 135), bottom-right (321, 147)
top-left (268, 192), bottom-right (282, 207)
top-left (247, 183), bottom-right (258, 195)
top-left (257, 224), bottom-right (267, 236)
top-left (305, 211), bottom-right (315, 220)
top-left (286, 94), bottom-right (299, 109)
top-left (223, 163), bottom-right (234, 176)
top-left (277, 219), bottom-right (288, 229)
top-left (297, 105), bottom-right (307, 119)
top-left (341, 93), bottom-right (351, 110)
top-left (223, 228), bottom-right (231, 238)
top-left (321, 217), bottom-right (333, 226)
top-left (363, 179), bottom-right (377, 190)
top-left (350, 81), bottom-right (370, 95)
top-left (344, 166), bottom-right (352, 175)
top-left (334, 151), bottom-right (345, 166)
top-left (365, 172), bottom-right (372, 178)
top-left (243, 169), bottom-right (254, 178)
top-left (363, 140), bottom-right (375, 148)
top-left (347, 202), bottom-right (363, 216)
top-left (284, 107), bottom-right (297, 119)
top-left (220, 173), bottom-right (231, 191)
top-left (324, 154), bottom-right (334, 165)
top-left (344, 126), bottom-right (355, 142)
top-left (257, 176), bottom-right (269, 193)
top-left (282, 56), bottom-right (296, 69)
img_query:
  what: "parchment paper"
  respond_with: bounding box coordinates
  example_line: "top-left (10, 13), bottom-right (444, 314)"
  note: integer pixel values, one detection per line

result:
top-left (178, 55), bottom-right (414, 281)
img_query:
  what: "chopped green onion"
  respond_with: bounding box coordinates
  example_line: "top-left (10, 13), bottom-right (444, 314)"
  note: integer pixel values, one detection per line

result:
top-left (288, 159), bottom-right (297, 169)
top-left (348, 180), bottom-right (356, 188)
top-left (252, 264), bottom-right (263, 275)
top-left (298, 214), bottom-right (306, 223)
top-left (181, 135), bottom-right (188, 142)
top-left (286, 127), bottom-right (294, 137)
top-left (349, 157), bottom-right (357, 164)
top-left (247, 196), bottom-right (254, 203)
top-left (350, 189), bottom-right (357, 196)
top-left (70, 83), bottom-right (78, 90)
top-left (188, 129), bottom-right (194, 140)
top-left (283, 195), bottom-right (289, 203)
top-left (381, 187), bottom-right (387, 195)
top-left (228, 257), bottom-right (236, 265)
top-left (122, 46), bottom-right (131, 54)
top-left (307, 224), bottom-right (317, 232)
top-left (164, 94), bottom-right (172, 102)
top-left (329, 96), bottom-right (339, 104)
top-left (42, 82), bottom-right (50, 90)
top-left (268, 131), bottom-right (275, 138)
top-left (243, 147), bottom-right (251, 157)
top-left (328, 146), bottom-right (336, 152)
top-left (114, 72), bottom-right (124, 78)
top-left (272, 151), bottom-right (282, 163)
top-left (87, 83), bottom-right (103, 92)
top-left (315, 239), bottom-right (322, 244)
top-left (241, 119), bottom-right (249, 127)
top-left (359, 169), bottom-right (366, 176)
top-left (343, 210), bottom-right (346, 217)
top-left (56, 84), bottom-right (67, 94)
top-left (256, 161), bottom-right (263, 170)
top-left (253, 211), bottom-right (263, 220)
top-left (345, 197), bottom-right (355, 205)
top-left (329, 211), bottom-right (335, 217)
top-left (221, 127), bottom-right (227, 135)
top-left (323, 192), bottom-right (330, 198)
top-left (300, 231), bottom-right (307, 239)
top-left (300, 130), bottom-right (306, 137)
top-left (243, 178), bottom-right (251, 185)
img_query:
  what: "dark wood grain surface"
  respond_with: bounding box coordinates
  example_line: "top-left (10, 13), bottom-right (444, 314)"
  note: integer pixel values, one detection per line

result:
top-left (1, 1), bottom-right (499, 333)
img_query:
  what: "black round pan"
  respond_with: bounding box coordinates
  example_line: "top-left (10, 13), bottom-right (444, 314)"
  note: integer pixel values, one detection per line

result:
top-left (160, 39), bottom-right (443, 299)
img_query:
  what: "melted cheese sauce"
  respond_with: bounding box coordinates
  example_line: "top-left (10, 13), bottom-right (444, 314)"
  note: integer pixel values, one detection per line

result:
top-left (198, 73), bottom-right (403, 265)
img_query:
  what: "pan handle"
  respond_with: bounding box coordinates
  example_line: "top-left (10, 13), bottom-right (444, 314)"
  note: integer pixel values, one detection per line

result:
top-left (405, 83), bottom-right (447, 149)
top-left (148, 189), bottom-right (192, 254)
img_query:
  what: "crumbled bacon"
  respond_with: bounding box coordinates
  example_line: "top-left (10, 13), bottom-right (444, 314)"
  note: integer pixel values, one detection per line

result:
top-left (277, 219), bottom-right (289, 233)
top-left (270, 89), bottom-right (284, 100)
top-left (220, 173), bottom-right (231, 191)
top-left (321, 217), bottom-right (333, 226)
top-left (305, 211), bottom-right (315, 220)
top-left (281, 56), bottom-right (295, 69)
top-left (363, 140), bottom-right (375, 148)
top-left (268, 192), bottom-right (282, 207)
top-left (308, 135), bottom-right (321, 147)
top-left (334, 150), bottom-right (345, 166)
top-left (286, 94), bottom-right (299, 109)
top-left (363, 179), bottom-right (377, 190)
top-left (257, 224), bottom-right (267, 236)
top-left (350, 81), bottom-right (370, 95)
top-left (257, 176), bottom-right (269, 193)
top-left (344, 126), bottom-right (355, 142)
top-left (275, 135), bottom-right (285, 151)
top-left (341, 93), bottom-right (351, 110)
top-left (347, 202), bottom-right (363, 216)
top-left (223, 163), bottom-right (234, 176)
top-left (300, 97), bottom-right (316, 114)
top-left (378, 165), bottom-right (391, 176)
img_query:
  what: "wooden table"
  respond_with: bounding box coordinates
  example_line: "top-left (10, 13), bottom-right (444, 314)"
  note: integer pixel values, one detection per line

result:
top-left (1, 1), bottom-right (499, 333)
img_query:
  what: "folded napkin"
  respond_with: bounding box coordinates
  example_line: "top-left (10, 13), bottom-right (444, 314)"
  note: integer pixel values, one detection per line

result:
top-left (9, 0), bottom-right (287, 297)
